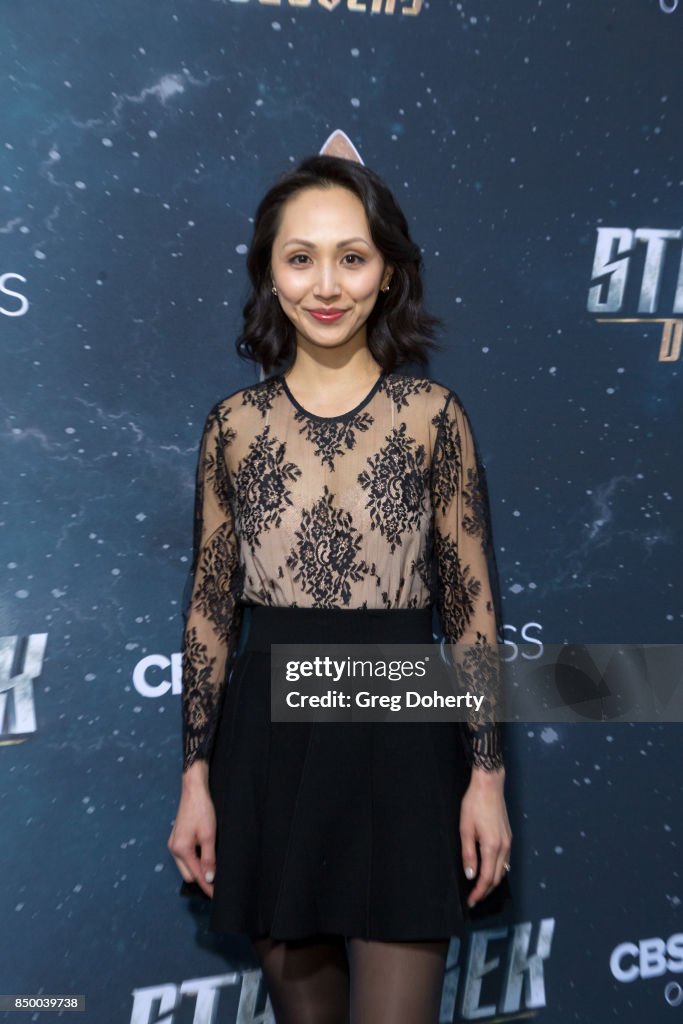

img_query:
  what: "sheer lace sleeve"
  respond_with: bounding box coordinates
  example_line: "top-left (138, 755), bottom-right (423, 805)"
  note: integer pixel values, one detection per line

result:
top-left (431, 390), bottom-right (504, 772)
top-left (181, 401), bottom-right (244, 774)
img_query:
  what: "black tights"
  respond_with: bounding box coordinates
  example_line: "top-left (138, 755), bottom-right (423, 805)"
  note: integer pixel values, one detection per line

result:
top-left (251, 933), bottom-right (448, 1024)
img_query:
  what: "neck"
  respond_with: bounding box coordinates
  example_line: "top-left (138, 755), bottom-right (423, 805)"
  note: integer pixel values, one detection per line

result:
top-left (284, 349), bottom-right (382, 390)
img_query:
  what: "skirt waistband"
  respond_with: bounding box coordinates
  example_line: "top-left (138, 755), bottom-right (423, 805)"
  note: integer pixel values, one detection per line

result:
top-left (240, 603), bottom-right (435, 652)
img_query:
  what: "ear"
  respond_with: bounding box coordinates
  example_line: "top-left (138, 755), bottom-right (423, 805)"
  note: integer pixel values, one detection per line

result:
top-left (382, 265), bottom-right (395, 290)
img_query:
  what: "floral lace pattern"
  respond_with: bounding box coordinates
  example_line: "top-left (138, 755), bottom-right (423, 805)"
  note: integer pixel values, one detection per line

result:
top-left (291, 410), bottom-right (375, 472)
top-left (181, 404), bottom-right (244, 769)
top-left (181, 372), bottom-right (504, 773)
top-left (430, 392), bottom-right (504, 771)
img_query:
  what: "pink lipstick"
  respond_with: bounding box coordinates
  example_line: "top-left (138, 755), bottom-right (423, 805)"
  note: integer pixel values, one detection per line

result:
top-left (308, 309), bottom-right (347, 323)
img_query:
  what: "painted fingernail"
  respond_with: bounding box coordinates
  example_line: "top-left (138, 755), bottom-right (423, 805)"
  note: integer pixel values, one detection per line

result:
top-left (205, 870), bottom-right (215, 883)
top-left (465, 866), bottom-right (475, 880)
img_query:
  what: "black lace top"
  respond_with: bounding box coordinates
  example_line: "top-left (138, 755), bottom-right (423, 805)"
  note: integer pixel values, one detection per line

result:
top-left (181, 370), bottom-right (504, 775)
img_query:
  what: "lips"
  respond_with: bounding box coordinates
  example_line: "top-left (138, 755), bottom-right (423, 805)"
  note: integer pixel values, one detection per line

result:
top-left (308, 309), bottom-right (347, 322)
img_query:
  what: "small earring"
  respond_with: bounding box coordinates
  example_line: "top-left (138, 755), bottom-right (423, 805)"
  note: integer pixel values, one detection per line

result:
top-left (272, 284), bottom-right (278, 295)
top-left (382, 282), bottom-right (390, 293)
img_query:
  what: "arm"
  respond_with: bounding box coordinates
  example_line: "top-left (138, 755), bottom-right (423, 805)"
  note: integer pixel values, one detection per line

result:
top-left (169, 400), bottom-right (243, 896)
top-left (431, 390), bottom-right (511, 908)
top-left (431, 390), bottom-right (504, 773)
top-left (181, 400), bottom-right (244, 777)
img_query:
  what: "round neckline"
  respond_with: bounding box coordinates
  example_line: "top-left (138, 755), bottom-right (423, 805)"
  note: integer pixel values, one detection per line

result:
top-left (280, 371), bottom-right (386, 422)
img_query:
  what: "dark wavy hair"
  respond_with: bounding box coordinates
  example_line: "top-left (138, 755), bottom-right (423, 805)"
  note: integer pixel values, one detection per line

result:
top-left (235, 154), bottom-right (444, 376)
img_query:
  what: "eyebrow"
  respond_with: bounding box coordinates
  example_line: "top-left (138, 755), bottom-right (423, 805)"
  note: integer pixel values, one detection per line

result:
top-left (280, 236), bottom-right (371, 250)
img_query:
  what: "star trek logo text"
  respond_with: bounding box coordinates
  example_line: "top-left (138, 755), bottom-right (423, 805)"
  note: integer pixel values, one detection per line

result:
top-left (0, 273), bottom-right (29, 318)
top-left (222, 0), bottom-right (422, 14)
top-left (129, 919), bottom-right (554, 1023)
top-left (588, 227), bottom-right (683, 362)
top-left (0, 634), bottom-right (47, 740)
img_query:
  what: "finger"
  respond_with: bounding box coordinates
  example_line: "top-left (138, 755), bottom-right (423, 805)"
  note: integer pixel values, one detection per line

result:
top-left (481, 835), bottom-right (511, 900)
top-left (467, 843), bottom-right (497, 907)
top-left (195, 876), bottom-right (214, 898)
top-left (491, 848), bottom-right (507, 892)
top-left (186, 843), bottom-right (215, 898)
top-left (176, 841), bottom-right (203, 883)
top-left (489, 838), bottom-right (509, 895)
top-left (168, 818), bottom-right (217, 896)
top-left (200, 841), bottom-right (217, 887)
top-left (167, 831), bottom-right (195, 883)
top-left (175, 859), bottom-right (195, 884)
top-left (460, 821), bottom-right (478, 883)
top-left (498, 838), bottom-right (513, 886)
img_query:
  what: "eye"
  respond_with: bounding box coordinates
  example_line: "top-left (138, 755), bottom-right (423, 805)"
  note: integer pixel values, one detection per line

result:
top-left (342, 253), bottom-right (366, 266)
top-left (288, 254), bottom-right (311, 266)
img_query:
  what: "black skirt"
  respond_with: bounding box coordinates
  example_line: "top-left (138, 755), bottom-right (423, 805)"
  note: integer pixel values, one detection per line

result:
top-left (181, 603), bottom-right (511, 941)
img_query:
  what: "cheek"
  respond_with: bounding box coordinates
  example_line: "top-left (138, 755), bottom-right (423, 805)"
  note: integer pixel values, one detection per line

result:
top-left (350, 272), bottom-right (384, 302)
top-left (276, 272), bottom-right (308, 304)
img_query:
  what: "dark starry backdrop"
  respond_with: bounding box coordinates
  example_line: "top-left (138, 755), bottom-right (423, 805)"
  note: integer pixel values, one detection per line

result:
top-left (0, 1), bottom-right (681, 1021)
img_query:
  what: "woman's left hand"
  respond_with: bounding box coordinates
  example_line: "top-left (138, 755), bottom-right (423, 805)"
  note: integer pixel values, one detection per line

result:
top-left (459, 767), bottom-right (512, 908)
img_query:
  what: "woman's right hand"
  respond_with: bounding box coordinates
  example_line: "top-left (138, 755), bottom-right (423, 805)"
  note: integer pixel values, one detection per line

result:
top-left (167, 760), bottom-right (217, 899)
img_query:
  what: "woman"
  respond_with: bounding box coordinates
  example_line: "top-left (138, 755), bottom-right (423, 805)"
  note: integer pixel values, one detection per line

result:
top-left (168, 153), bottom-right (512, 1024)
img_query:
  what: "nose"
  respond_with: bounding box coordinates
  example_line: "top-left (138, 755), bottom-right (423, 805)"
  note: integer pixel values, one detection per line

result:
top-left (313, 263), bottom-right (342, 299)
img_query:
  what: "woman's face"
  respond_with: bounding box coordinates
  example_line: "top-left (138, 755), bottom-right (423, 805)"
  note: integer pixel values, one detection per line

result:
top-left (270, 185), bottom-right (392, 357)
